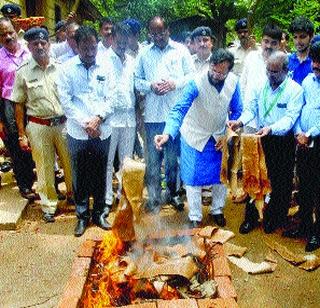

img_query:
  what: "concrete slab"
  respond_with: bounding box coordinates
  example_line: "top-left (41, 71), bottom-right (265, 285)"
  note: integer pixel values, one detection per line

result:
top-left (0, 172), bottom-right (29, 230)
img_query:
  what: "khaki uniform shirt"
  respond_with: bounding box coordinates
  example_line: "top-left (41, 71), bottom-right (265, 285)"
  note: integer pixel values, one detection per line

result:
top-left (11, 57), bottom-right (64, 118)
top-left (192, 54), bottom-right (210, 73)
top-left (228, 44), bottom-right (261, 76)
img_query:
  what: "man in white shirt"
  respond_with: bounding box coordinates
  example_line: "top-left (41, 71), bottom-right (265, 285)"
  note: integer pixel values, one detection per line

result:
top-left (104, 22), bottom-right (136, 208)
top-left (135, 16), bottom-right (195, 213)
top-left (57, 26), bottom-right (113, 237)
top-left (228, 51), bottom-right (304, 234)
top-left (97, 17), bottom-right (113, 56)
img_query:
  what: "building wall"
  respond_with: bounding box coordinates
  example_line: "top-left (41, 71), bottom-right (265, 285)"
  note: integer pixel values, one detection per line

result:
top-left (0, 0), bottom-right (94, 34)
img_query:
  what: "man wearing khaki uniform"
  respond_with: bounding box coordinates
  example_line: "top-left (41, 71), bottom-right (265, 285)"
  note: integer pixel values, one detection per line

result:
top-left (11, 28), bottom-right (72, 222)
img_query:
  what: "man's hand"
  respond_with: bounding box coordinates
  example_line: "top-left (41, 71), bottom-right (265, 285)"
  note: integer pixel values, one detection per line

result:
top-left (296, 132), bottom-right (309, 147)
top-left (151, 80), bottom-right (176, 96)
top-left (226, 120), bottom-right (242, 131)
top-left (85, 116), bottom-right (102, 138)
top-left (0, 122), bottom-right (6, 140)
top-left (215, 136), bottom-right (224, 151)
top-left (154, 134), bottom-right (169, 150)
top-left (18, 135), bottom-right (31, 152)
top-left (256, 126), bottom-right (271, 137)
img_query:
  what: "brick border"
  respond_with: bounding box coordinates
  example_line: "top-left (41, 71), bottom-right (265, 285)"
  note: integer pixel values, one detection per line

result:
top-left (58, 231), bottom-right (238, 308)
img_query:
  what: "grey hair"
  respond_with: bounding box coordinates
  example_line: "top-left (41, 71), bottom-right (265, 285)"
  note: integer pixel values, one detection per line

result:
top-left (267, 51), bottom-right (289, 71)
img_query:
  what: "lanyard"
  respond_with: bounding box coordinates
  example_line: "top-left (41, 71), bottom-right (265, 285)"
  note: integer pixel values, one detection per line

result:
top-left (262, 78), bottom-right (288, 119)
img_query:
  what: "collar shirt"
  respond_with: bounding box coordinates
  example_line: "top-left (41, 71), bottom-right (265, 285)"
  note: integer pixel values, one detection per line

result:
top-left (239, 77), bottom-right (304, 135)
top-left (288, 53), bottom-right (312, 85)
top-left (192, 53), bottom-right (210, 73)
top-left (228, 44), bottom-right (260, 76)
top-left (135, 39), bottom-right (195, 123)
top-left (56, 55), bottom-right (113, 140)
top-left (10, 57), bottom-right (64, 118)
top-left (295, 73), bottom-right (320, 137)
top-left (105, 48), bottom-right (136, 128)
top-left (50, 41), bottom-right (72, 59)
top-left (0, 45), bottom-right (30, 99)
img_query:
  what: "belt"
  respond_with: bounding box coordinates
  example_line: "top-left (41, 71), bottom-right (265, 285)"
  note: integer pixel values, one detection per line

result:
top-left (28, 115), bottom-right (66, 126)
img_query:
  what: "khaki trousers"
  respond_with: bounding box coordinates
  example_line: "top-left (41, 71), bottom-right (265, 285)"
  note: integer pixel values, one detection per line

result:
top-left (26, 121), bottom-right (72, 214)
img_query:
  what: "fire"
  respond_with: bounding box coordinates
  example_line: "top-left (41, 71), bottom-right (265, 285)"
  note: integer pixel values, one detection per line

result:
top-left (81, 231), bottom-right (128, 307)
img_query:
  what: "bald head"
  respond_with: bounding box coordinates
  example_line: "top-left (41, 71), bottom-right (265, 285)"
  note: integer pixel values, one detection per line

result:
top-left (266, 51), bottom-right (288, 87)
top-left (148, 16), bottom-right (169, 49)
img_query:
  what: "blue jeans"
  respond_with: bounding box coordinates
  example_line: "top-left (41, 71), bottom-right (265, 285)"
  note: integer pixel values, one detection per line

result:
top-left (67, 135), bottom-right (110, 220)
top-left (144, 122), bottom-right (180, 204)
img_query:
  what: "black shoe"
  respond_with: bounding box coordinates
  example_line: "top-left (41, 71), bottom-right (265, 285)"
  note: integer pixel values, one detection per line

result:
top-left (189, 220), bottom-right (201, 228)
top-left (210, 214), bottom-right (226, 227)
top-left (0, 161), bottom-right (12, 173)
top-left (42, 213), bottom-right (55, 223)
top-left (20, 188), bottom-right (36, 200)
top-left (74, 219), bottom-right (88, 237)
top-left (305, 235), bottom-right (320, 252)
top-left (145, 200), bottom-right (160, 214)
top-left (263, 220), bottom-right (278, 234)
top-left (283, 226), bottom-right (305, 238)
top-left (93, 214), bottom-right (111, 230)
top-left (170, 195), bottom-right (184, 211)
top-left (56, 190), bottom-right (66, 201)
top-left (239, 220), bottom-right (259, 234)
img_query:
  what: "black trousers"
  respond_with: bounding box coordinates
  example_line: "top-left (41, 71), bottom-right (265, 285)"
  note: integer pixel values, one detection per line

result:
top-left (0, 99), bottom-right (34, 190)
top-left (67, 135), bottom-right (110, 220)
top-left (262, 133), bottom-right (295, 225)
top-left (296, 137), bottom-right (320, 234)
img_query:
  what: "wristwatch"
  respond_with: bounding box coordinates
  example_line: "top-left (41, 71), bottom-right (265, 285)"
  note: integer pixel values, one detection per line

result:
top-left (97, 115), bottom-right (105, 122)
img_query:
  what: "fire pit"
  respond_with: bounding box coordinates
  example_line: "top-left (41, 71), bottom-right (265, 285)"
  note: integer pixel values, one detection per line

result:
top-left (58, 227), bottom-right (238, 308)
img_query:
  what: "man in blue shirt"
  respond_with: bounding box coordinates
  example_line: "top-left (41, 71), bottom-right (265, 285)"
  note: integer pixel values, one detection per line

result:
top-left (155, 49), bottom-right (242, 228)
top-left (57, 26), bottom-right (113, 237)
top-left (228, 51), bottom-right (304, 234)
top-left (284, 42), bottom-right (320, 252)
top-left (288, 16), bottom-right (314, 85)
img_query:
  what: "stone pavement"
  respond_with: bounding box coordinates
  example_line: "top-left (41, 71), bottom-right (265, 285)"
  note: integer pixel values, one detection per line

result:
top-left (0, 171), bottom-right (29, 230)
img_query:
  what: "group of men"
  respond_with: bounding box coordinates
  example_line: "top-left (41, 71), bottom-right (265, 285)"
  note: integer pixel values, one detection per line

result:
top-left (0, 3), bottom-right (320, 251)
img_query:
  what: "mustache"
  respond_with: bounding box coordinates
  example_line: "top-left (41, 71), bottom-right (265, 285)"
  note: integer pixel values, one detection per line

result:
top-left (5, 38), bottom-right (14, 44)
top-left (313, 67), bottom-right (320, 72)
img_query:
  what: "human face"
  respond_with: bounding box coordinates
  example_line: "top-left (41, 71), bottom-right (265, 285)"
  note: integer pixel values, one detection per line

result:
top-left (266, 61), bottom-right (286, 86)
top-left (209, 61), bottom-right (230, 82)
top-left (127, 32), bottom-right (139, 51)
top-left (194, 35), bottom-right (213, 58)
top-left (77, 35), bottom-right (98, 67)
top-left (0, 20), bottom-right (18, 52)
top-left (100, 22), bottom-right (113, 47)
top-left (149, 21), bottom-right (169, 49)
top-left (237, 28), bottom-right (249, 46)
top-left (293, 31), bottom-right (312, 54)
top-left (112, 32), bottom-right (128, 58)
top-left (56, 29), bottom-right (67, 43)
top-left (312, 61), bottom-right (320, 78)
top-left (28, 39), bottom-right (50, 62)
top-left (261, 35), bottom-right (280, 59)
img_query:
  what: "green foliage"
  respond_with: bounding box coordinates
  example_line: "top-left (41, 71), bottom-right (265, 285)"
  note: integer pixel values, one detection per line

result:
top-left (88, 0), bottom-right (320, 46)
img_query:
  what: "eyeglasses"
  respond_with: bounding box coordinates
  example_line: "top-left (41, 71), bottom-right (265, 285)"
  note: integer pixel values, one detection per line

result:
top-left (149, 31), bottom-right (167, 39)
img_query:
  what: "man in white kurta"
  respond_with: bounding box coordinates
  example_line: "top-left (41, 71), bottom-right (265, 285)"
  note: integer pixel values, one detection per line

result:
top-left (104, 22), bottom-right (136, 207)
top-left (155, 49), bottom-right (242, 227)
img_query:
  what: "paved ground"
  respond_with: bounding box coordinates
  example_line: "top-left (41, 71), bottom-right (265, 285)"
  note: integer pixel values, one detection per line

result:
top-left (0, 175), bottom-right (320, 308)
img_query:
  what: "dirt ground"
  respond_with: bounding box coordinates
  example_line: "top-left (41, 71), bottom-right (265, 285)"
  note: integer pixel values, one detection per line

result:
top-left (0, 188), bottom-right (320, 308)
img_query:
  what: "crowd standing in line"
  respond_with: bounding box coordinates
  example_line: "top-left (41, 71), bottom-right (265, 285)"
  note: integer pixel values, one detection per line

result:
top-left (1, 3), bottom-right (320, 251)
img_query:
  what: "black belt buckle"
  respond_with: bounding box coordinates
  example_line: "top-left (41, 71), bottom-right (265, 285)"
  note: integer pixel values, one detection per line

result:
top-left (50, 117), bottom-right (61, 126)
